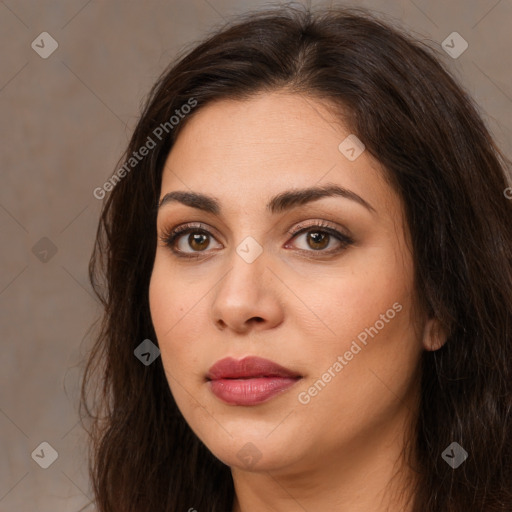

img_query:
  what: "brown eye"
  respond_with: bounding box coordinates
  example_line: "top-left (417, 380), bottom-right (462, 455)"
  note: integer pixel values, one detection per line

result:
top-left (305, 231), bottom-right (330, 250)
top-left (289, 224), bottom-right (353, 255)
top-left (160, 221), bottom-right (353, 259)
top-left (160, 224), bottom-right (222, 256)
top-left (187, 232), bottom-right (210, 251)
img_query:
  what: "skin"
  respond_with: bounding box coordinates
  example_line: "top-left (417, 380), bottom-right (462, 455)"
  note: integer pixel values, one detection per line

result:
top-left (149, 91), bottom-right (446, 512)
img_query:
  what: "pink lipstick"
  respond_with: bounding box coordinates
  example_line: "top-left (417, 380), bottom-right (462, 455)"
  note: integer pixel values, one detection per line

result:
top-left (206, 356), bottom-right (302, 406)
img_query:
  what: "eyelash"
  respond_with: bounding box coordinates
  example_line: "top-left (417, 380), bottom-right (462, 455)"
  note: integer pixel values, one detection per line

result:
top-left (158, 221), bottom-right (354, 259)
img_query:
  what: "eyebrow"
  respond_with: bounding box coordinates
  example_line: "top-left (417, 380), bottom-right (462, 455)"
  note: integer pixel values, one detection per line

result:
top-left (157, 183), bottom-right (376, 215)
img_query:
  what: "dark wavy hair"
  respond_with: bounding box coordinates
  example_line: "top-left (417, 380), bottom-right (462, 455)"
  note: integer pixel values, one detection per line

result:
top-left (81, 4), bottom-right (512, 511)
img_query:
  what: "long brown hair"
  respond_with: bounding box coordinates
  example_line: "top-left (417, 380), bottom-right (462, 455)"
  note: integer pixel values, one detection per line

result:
top-left (82, 5), bottom-right (512, 511)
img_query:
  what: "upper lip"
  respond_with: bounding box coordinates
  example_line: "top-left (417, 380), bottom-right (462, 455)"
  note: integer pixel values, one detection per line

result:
top-left (206, 356), bottom-right (302, 380)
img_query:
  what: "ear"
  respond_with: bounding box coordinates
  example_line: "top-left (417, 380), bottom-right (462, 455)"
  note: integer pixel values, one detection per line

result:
top-left (422, 317), bottom-right (448, 351)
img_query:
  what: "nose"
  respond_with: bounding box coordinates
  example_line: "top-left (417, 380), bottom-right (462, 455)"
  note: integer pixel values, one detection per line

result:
top-left (211, 247), bottom-right (285, 333)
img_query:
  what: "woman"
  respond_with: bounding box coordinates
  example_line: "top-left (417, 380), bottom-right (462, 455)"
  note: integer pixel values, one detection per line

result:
top-left (82, 5), bottom-right (512, 511)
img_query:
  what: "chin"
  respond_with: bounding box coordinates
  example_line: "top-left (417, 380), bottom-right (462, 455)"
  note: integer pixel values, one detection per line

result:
top-left (199, 427), bottom-right (302, 472)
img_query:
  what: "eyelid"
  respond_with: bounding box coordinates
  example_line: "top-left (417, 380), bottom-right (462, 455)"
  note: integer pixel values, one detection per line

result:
top-left (158, 221), bottom-right (221, 248)
top-left (285, 219), bottom-right (352, 239)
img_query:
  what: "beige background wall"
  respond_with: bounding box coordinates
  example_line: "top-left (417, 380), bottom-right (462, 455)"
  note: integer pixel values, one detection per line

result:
top-left (1, 1), bottom-right (510, 510)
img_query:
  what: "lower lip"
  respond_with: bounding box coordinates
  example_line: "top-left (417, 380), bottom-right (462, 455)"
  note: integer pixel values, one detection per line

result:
top-left (208, 377), bottom-right (301, 405)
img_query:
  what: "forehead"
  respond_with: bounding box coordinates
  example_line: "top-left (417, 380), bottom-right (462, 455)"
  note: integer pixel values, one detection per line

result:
top-left (161, 91), bottom-right (397, 217)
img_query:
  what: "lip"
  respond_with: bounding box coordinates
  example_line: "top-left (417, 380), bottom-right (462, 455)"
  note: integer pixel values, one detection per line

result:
top-left (206, 356), bottom-right (303, 406)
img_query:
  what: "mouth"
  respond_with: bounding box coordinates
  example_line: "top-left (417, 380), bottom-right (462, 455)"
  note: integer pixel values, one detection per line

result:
top-left (206, 356), bottom-right (303, 406)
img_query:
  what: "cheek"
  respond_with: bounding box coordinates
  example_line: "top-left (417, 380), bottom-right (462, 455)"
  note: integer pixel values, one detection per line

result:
top-left (149, 253), bottom-right (218, 400)
top-left (293, 244), bottom-right (420, 406)
top-left (149, 260), bottom-right (189, 368)
top-left (149, 263), bottom-right (174, 338)
top-left (300, 286), bottom-right (420, 421)
top-left (149, 254), bottom-right (199, 334)
top-left (292, 301), bottom-right (420, 454)
top-left (298, 253), bottom-right (413, 353)
top-left (300, 281), bottom-right (417, 390)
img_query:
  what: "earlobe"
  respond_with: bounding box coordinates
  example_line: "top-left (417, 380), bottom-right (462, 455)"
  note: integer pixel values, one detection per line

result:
top-left (422, 317), bottom-right (448, 351)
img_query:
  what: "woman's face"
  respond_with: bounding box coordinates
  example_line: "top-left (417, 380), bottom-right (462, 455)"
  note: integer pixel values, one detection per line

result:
top-left (149, 91), bottom-right (427, 474)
